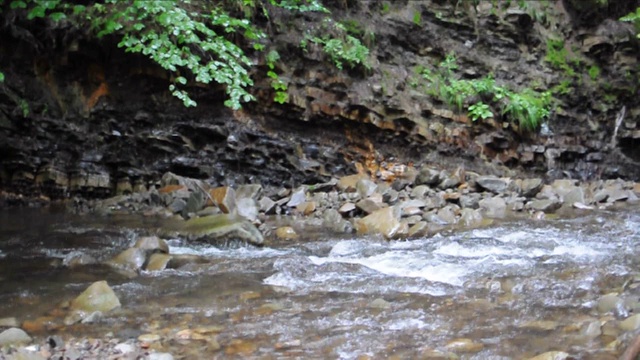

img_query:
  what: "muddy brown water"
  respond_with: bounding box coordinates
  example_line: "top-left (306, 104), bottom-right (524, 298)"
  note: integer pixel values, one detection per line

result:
top-left (0, 207), bottom-right (639, 359)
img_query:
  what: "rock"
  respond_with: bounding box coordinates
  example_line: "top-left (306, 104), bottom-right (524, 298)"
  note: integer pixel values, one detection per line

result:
top-left (368, 298), bottom-right (391, 309)
top-left (436, 206), bottom-right (458, 224)
top-left (81, 311), bottom-right (104, 324)
top-left (134, 236), bottom-right (169, 254)
top-left (139, 333), bottom-right (162, 343)
top-left (5, 349), bottom-right (45, 360)
top-left (382, 188), bottom-right (399, 204)
top-left (275, 226), bottom-right (299, 240)
top-left (415, 166), bottom-right (441, 186)
top-left (258, 196), bottom-right (276, 214)
top-left (356, 206), bottom-right (402, 239)
top-left (181, 214), bottom-right (263, 246)
top-left (597, 293), bottom-right (623, 314)
top-left (459, 208), bottom-right (483, 227)
top-left (620, 314), bottom-right (640, 331)
top-left (323, 209), bottom-right (353, 234)
top-left (107, 248), bottom-right (146, 271)
top-left (168, 198), bottom-right (187, 214)
top-left (356, 178), bottom-right (378, 198)
top-left (236, 197), bottom-right (259, 221)
top-left (520, 178), bottom-right (544, 197)
top-left (476, 176), bottom-right (510, 193)
top-left (356, 198), bottom-right (383, 214)
top-left (149, 353), bottom-right (174, 360)
top-left (0, 317), bottom-right (19, 327)
top-left (408, 221), bottom-right (429, 237)
top-left (296, 201), bottom-right (316, 215)
top-left (562, 187), bottom-right (585, 207)
top-left (581, 321), bottom-right (602, 339)
top-left (444, 338), bottom-right (484, 353)
top-left (573, 202), bottom-right (594, 210)
top-left (145, 253), bottom-right (172, 271)
top-left (438, 172), bottom-right (461, 190)
top-left (527, 351), bottom-right (569, 360)
top-left (337, 174), bottom-right (366, 192)
top-left (114, 343), bottom-right (135, 354)
top-left (70, 281), bottom-right (121, 313)
top-left (210, 186), bottom-right (236, 214)
top-left (286, 187), bottom-right (307, 207)
top-left (0, 327), bottom-right (32, 346)
top-left (338, 202), bottom-right (356, 214)
top-left (62, 252), bottom-right (98, 267)
top-left (459, 193), bottom-right (481, 209)
top-left (527, 199), bottom-right (562, 213)
top-left (236, 184), bottom-right (262, 200)
top-left (479, 196), bottom-right (507, 218)
top-left (518, 320), bottom-right (559, 331)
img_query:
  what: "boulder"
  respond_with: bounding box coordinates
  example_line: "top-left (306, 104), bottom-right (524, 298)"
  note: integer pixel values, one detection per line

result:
top-left (356, 206), bottom-right (403, 239)
top-left (145, 254), bottom-right (172, 271)
top-left (0, 327), bottom-right (32, 346)
top-left (476, 176), bottom-right (510, 193)
top-left (107, 248), bottom-right (146, 271)
top-left (70, 281), bottom-right (121, 314)
top-left (181, 214), bottom-right (264, 246)
top-left (236, 197), bottom-right (259, 221)
top-left (415, 166), bottom-right (441, 186)
top-left (275, 226), bottom-right (299, 240)
top-left (134, 236), bottom-right (169, 254)
top-left (520, 178), bottom-right (543, 198)
top-left (527, 199), bottom-right (562, 213)
top-left (479, 196), bottom-right (507, 218)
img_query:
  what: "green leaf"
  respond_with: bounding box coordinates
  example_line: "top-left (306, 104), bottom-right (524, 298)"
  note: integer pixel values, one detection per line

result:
top-left (50, 12), bottom-right (66, 21)
top-left (0, 72), bottom-right (4, 82)
top-left (27, 6), bottom-right (47, 19)
top-left (10, 1), bottom-right (27, 9)
top-left (176, 76), bottom-right (187, 85)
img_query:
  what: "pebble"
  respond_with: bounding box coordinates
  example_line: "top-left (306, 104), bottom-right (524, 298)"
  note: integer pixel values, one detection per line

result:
top-left (138, 333), bottom-right (161, 343)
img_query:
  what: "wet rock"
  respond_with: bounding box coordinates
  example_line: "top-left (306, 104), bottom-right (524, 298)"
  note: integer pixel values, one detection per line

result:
top-left (476, 176), bottom-right (510, 193)
top-left (459, 193), bottom-right (481, 209)
top-left (275, 226), bottom-right (299, 240)
top-left (134, 236), bottom-right (169, 254)
top-left (210, 187), bottom-right (236, 214)
top-left (107, 248), bottom-right (146, 271)
top-left (408, 221), bottom-right (429, 237)
top-left (355, 178), bottom-right (378, 199)
top-left (527, 351), bottom-right (569, 360)
top-left (236, 184), bottom-right (262, 200)
top-left (520, 178), bottom-right (544, 197)
top-left (145, 253), bottom-right (172, 271)
top-left (62, 252), bottom-right (98, 267)
top-left (597, 293), bottom-right (624, 314)
top-left (181, 214), bottom-right (263, 246)
top-left (436, 206), bottom-right (458, 224)
top-left (619, 314), bottom-right (640, 331)
top-left (581, 320), bottom-right (602, 339)
top-left (368, 298), bottom-right (391, 309)
top-left (479, 196), bottom-right (507, 218)
top-left (518, 320), bottom-right (559, 331)
top-left (0, 327), bottom-right (32, 346)
top-left (527, 199), bottom-right (562, 213)
top-left (444, 338), bottom-right (484, 353)
top-left (168, 198), bottom-right (187, 214)
top-left (356, 206), bottom-right (402, 239)
top-left (69, 281), bottom-right (121, 314)
top-left (410, 185), bottom-right (430, 199)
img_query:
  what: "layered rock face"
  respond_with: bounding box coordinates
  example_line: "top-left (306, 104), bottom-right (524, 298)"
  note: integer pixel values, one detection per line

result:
top-left (0, 0), bottom-right (638, 203)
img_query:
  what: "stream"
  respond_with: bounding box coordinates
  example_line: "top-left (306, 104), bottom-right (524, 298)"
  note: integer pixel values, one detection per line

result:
top-left (1, 206), bottom-right (639, 359)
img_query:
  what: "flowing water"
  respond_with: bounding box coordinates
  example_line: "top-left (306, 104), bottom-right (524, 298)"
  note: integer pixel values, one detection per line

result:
top-left (1, 207), bottom-right (640, 359)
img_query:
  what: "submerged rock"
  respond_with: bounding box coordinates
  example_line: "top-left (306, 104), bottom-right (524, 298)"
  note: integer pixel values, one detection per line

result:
top-left (107, 248), bottom-right (146, 271)
top-left (180, 214), bottom-right (263, 246)
top-left (69, 281), bottom-right (121, 314)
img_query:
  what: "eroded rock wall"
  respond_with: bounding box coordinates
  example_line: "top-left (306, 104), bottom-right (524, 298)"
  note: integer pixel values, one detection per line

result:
top-left (0, 0), bottom-right (639, 203)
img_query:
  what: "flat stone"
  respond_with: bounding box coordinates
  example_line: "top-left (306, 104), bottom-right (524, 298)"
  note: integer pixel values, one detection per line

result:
top-left (520, 178), bottom-right (543, 197)
top-left (356, 198), bottom-right (382, 214)
top-left (70, 281), bottom-right (121, 313)
top-left (338, 202), bottom-right (356, 214)
top-left (210, 187), bottom-right (236, 214)
top-left (286, 187), bottom-right (307, 207)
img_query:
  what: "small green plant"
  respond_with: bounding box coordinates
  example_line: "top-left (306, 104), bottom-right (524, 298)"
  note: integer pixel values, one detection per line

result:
top-left (621, 7), bottom-right (640, 37)
top-left (468, 102), bottom-right (493, 121)
top-left (413, 11), bottom-right (422, 26)
top-left (588, 65), bottom-right (601, 81)
top-left (545, 38), bottom-right (575, 77)
top-left (265, 50), bottom-right (288, 104)
top-left (0, 71), bottom-right (4, 82)
top-left (308, 20), bottom-right (370, 70)
top-left (421, 53), bottom-right (552, 132)
top-left (551, 79), bottom-right (572, 95)
top-left (380, 2), bottom-right (390, 15)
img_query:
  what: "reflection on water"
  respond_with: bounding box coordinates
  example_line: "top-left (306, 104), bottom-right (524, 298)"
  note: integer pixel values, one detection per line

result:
top-left (0, 207), bottom-right (639, 358)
